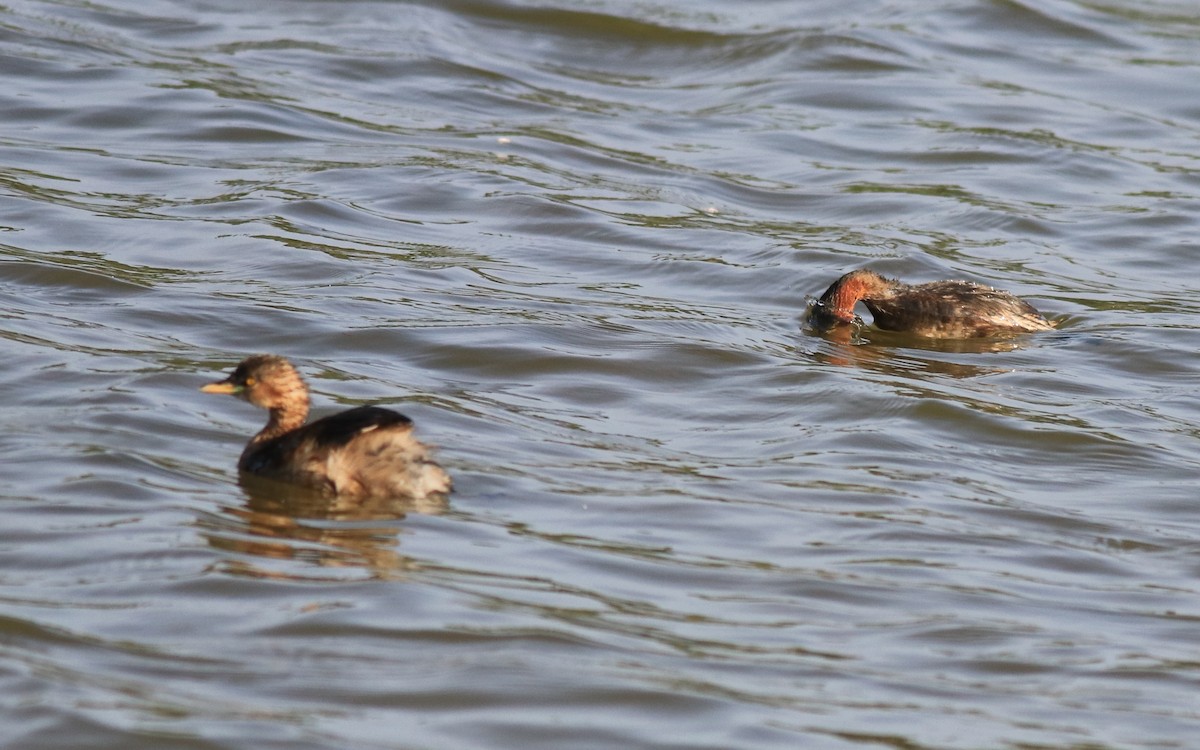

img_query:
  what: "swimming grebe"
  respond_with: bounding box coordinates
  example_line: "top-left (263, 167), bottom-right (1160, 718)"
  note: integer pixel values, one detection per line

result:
top-left (810, 268), bottom-right (1054, 338)
top-left (201, 355), bottom-right (451, 500)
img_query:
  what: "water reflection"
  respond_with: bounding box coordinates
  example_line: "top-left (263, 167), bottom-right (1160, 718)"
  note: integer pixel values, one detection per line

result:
top-left (236, 472), bottom-right (450, 520)
top-left (806, 321), bottom-right (1029, 377)
top-left (200, 473), bottom-right (447, 580)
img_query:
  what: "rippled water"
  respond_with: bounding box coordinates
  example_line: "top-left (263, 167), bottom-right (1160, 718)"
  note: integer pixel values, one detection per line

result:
top-left (3, 0), bottom-right (1200, 747)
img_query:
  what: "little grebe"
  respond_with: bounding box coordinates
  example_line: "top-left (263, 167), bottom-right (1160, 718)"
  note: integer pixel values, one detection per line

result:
top-left (202, 355), bottom-right (451, 500)
top-left (810, 268), bottom-right (1054, 338)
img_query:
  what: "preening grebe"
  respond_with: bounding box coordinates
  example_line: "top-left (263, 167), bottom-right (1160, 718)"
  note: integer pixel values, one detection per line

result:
top-left (810, 269), bottom-right (1054, 338)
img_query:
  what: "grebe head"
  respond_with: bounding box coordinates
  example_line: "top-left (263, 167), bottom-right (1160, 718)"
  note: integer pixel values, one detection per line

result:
top-left (201, 354), bottom-right (310, 414)
top-left (809, 269), bottom-right (899, 328)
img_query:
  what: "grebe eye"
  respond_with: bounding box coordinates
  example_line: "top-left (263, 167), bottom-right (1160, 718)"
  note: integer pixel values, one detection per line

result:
top-left (244, 376), bottom-right (257, 386)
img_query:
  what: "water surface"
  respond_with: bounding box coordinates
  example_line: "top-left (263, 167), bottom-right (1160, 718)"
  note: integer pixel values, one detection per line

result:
top-left (2, 0), bottom-right (1200, 748)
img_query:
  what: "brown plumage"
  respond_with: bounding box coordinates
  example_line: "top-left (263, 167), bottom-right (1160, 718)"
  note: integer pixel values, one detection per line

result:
top-left (201, 355), bottom-right (451, 500)
top-left (809, 268), bottom-right (1054, 338)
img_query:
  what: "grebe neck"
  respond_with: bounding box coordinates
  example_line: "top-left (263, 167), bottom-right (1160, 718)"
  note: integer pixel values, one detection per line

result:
top-left (253, 398), bottom-right (309, 444)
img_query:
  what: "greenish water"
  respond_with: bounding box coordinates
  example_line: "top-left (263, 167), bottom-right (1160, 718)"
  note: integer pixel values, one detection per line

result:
top-left (2, 1), bottom-right (1199, 748)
